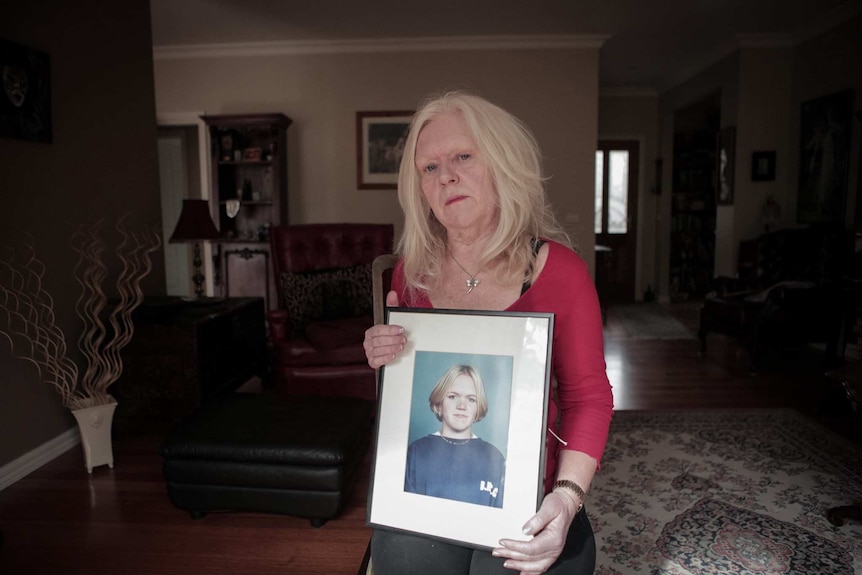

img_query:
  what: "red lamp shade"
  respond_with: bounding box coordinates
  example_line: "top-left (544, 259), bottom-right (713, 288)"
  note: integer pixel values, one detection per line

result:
top-left (169, 199), bottom-right (220, 242)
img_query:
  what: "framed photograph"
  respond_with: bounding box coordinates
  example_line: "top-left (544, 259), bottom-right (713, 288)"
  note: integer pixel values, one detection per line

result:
top-left (751, 151), bottom-right (776, 182)
top-left (242, 147), bottom-right (262, 162)
top-left (797, 89), bottom-right (853, 224)
top-left (368, 308), bottom-right (554, 550)
top-left (356, 110), bottom-right (413, 189)
top-left (716, 126), bottom-right (736, 205)
top-left (0, 40), bottom-right (52, 143)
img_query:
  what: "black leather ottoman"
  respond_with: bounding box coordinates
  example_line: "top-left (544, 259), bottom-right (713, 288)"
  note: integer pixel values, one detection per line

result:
top-left (160, 392), bottom-right (373, 527)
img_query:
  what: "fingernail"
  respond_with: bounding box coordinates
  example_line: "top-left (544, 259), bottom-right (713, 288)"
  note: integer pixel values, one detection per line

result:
top-left (522, 525), bottom-right (532, 535)
top-left (498, 540), bottom-right (507, 548)
top-left (503, 561), bottom-right (511, 569)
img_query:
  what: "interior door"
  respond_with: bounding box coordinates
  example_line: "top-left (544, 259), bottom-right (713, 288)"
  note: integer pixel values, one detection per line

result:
top-left (157, 125), bottom-right (201, 297)
top-left (595, 140), bottom-right (639, 302)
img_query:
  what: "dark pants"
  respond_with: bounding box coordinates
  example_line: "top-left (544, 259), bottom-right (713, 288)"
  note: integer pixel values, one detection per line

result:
top-left (370, 507), bottom-right (596, 575)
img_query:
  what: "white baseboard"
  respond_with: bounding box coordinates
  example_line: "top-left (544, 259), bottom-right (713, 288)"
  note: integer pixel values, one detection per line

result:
top-left (0, 427), bottom-right (80, 491)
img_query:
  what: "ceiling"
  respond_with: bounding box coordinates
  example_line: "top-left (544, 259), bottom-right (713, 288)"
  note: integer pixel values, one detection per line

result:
top-left (149, 0), bottom-right (861, 92)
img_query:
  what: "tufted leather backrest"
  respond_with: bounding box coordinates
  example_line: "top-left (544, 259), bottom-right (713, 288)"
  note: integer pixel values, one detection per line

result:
top-left (270, 223), bottom-right (394, 309)
top-left (753, 225), bottom-right (851, 288)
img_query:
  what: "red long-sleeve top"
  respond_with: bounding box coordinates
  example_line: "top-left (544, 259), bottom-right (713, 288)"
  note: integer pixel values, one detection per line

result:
top-left (390, 240), bottom-right (614, 492)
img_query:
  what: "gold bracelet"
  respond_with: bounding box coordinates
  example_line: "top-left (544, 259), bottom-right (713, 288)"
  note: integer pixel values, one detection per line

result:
top-left (552, 479), bottom-right (586, 513)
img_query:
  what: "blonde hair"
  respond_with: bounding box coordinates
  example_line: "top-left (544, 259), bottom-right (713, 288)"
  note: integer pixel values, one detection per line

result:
top-left (396, 90), bottom-right (571, 294)
top-left (428, 364), bottom-right (488, 424)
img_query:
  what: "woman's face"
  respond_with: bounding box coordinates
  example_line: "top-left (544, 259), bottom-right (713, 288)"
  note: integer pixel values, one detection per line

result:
top-left (438, 373), bottom-right (479, 437)
top-left (414, 111), bottom-right (498, 239)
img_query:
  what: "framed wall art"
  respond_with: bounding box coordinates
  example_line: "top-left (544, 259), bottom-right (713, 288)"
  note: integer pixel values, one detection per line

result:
top-left (796, 89), bottom-right (854, 224)
top-left (0, 39), bottom-right (52, 143)
top-left (368, 308), bottom-right (554, 550)
top-left (356, 110), bottom-right (412, 189)
top-left (716, 126), bottom-right (736, 205)
top-left (751, 151), bottom-right (776, 182)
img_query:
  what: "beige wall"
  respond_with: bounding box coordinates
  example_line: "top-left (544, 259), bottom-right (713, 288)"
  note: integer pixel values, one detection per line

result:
top-left (0, 0), bottom-right (163, 466)
top-left (154, 46), bottom-right (601, 270)
top-left (598, 93), bottom-right (660, 299)
top-left (735, 47), bottom-right (793, 247)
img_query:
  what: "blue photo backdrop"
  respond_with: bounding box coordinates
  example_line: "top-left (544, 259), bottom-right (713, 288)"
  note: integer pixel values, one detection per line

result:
top-left (407, 350), bottom-right (513, 457)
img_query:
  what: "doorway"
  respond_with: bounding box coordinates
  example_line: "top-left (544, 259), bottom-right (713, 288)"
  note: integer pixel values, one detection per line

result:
top-left (157, 125), bottom-right (201, 297)
top-left (595, 140), bottom-right (640, 303)
top-left (669, 95), bottom-right (719, 300)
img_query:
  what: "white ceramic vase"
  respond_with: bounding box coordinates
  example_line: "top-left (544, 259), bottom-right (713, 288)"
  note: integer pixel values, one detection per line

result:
top-left (71, 396), bottom-right (118, 474)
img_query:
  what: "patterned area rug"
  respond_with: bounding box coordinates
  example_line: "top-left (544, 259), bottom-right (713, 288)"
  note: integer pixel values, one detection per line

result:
top-left (588, 410), bottom-right (862, 574)
top-left (611, 304), bottom-right (696, 340)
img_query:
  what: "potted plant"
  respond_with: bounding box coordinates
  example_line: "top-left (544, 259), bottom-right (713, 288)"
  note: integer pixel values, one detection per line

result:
top-left (0, 217), bottom-right (160, 473)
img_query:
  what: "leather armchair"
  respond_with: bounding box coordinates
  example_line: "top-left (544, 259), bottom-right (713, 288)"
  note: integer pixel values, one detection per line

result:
top-left (698, 225), bottom-right (851, 372)
top-left (268, 223), bottom-right (394, 399)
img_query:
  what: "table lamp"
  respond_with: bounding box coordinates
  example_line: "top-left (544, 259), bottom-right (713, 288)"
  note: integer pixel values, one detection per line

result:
top-left (169, 199), bottom-right (221, 298)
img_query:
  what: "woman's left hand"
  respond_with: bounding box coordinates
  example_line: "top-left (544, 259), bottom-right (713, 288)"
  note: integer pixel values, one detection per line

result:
top-left (492, 491), bottom-right (577, 574)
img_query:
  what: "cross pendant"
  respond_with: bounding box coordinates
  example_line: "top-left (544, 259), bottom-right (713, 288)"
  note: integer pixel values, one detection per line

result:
top-left (466, 278), bottom-right (480, 293)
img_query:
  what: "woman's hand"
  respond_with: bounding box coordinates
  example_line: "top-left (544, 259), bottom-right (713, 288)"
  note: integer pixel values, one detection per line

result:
top-left (492, 491), bottom-right (578, 574)
top-left (364, 290), bottom-right (406, 368)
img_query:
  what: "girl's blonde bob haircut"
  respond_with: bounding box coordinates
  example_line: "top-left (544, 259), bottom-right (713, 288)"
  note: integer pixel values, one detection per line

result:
top-left (428, 364), bottom-right (488, 424)
top-left (396, 91), bottom-right (571, 294)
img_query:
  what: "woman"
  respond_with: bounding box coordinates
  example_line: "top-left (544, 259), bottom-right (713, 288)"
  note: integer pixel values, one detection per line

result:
top-left (364, 91), bottom-right (613, 575)
top-left (405, 364), bottom-right (505, 508)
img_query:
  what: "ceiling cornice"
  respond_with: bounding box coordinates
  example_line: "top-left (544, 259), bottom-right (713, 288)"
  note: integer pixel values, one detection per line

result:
top-left (153, 34), bottom-right (609, 60)
top-left (600, 87), bottom-right (659, 98)
top-left (736, 34), bottom-right (794, 48)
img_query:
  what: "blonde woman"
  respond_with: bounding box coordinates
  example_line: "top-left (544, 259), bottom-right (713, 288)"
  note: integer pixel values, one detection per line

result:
top-left (364, 91), bottom-right (613, 575)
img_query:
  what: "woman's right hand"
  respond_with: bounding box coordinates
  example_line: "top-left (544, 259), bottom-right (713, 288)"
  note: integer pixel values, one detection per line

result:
top-left (364, 290), bottom-right (406, 368)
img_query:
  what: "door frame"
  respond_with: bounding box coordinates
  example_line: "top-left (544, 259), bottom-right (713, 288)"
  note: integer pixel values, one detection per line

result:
top-left (596, 135), bottom-right (646, 301)
top-left (156, 112), bottom-right (214, 295)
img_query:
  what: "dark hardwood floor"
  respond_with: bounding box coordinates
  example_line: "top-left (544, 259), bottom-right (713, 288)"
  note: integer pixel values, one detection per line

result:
top-left (0, 301), bottom-right (857, 575)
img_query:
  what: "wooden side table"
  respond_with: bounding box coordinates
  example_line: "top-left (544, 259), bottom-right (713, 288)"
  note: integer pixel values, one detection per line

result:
top-left (114, 297), bottom-right (268, 432)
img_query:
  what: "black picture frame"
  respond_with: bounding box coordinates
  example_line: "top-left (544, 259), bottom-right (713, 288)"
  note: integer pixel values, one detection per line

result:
top-left (368, 308), bottom-right (554, 550)
top-left (797, 89), bottom-right (854, 224)
top-left (751, 151), bottom-right (776, 182)
top-left (0, 39), bottom-right (52, 143)
top-left (356, 111), bottom-right (413, 189)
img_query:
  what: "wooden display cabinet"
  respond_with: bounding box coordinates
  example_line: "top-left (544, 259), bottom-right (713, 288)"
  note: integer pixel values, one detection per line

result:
top-left (203, 113), bottom-right (292, 310)
top-left (670, 129), bottom-right (716, 300)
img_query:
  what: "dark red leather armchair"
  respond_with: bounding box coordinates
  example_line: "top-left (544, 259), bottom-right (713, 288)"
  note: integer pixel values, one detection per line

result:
top-left (268, 223), bottom-right (394, 400)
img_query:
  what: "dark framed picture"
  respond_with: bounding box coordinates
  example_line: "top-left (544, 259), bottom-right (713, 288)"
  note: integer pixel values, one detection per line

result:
top-left (368, 308), bottom-right (554, 550)
top-left (797, 89), bottom-right (854, 224)
top-left (716, 126), bottom-right (736, 205)
top-left (356, 110), bottom-right (413, 189)
top-left (0, 39), bottom-right (52, 143)
top-left (751, 151), bottom-right (776, 182)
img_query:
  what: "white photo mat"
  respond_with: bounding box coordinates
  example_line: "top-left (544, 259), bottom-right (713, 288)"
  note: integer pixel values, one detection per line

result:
top-left (368, 308), bottom-right (553, 550)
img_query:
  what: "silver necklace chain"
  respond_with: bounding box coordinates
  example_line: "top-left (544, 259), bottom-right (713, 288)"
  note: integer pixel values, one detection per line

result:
top-left (439, 435), bottom-right (472, 445)
top-left (450, 253), bottom-right (481, 293)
